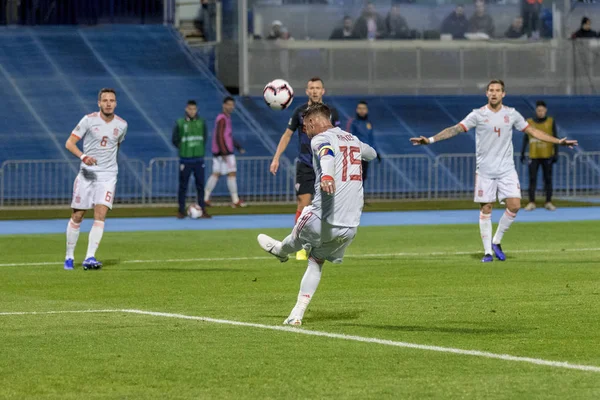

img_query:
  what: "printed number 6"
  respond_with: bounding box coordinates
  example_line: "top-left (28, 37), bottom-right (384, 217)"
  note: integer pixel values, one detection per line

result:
top-left (100, 136), bottom-right (108, 147)
top-left (105, 191), bottom-right (112, 202)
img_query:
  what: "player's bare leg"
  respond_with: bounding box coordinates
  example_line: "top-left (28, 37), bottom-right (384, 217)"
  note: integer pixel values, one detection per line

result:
top-left (83, 205), bottom-right (108, 270)
top-left (204, 173), bottom-right (220, 206)
top-left (284, 256), bottom-right (324, 326)
top-left (479, 203), bottom-right (493, 263)
top-left (492, 198), bottom-right (520, 261)
top-left (228, 172), bottom-right (246, 208)
top-left (65, 209), bottom-right (86, 270)
top-left (295, 193), bottom-right (312, 260)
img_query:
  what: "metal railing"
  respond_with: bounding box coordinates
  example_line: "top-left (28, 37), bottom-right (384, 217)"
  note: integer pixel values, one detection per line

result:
top-left (1, 153), bottom-right (600, 207)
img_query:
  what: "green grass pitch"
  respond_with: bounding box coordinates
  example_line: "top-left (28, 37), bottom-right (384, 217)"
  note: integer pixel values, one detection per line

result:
top-left (1, 221), bottom-right (600, 399)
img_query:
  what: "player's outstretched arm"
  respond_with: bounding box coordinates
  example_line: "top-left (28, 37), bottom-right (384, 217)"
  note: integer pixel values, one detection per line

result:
top-left (270, 128), bottom-right (293, 175)
top-left (523, 126), bottom-right (578, 149)
top-left (65, 135), bottom-right (96, 166)
top-left (410, 124), bottom-right (465, 146)
top-left (359, 141), bottom-right (377, 162)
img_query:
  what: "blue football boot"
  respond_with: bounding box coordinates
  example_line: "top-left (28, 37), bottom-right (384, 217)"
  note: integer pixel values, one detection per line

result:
top-left (82, 257), bottom-right (102, 270)
top-left (481, 254), bottom-right (493, 263)
top-left (492, 244), bottom-right (506, 261)
top-left (64, 259), bottom-right (74, 270)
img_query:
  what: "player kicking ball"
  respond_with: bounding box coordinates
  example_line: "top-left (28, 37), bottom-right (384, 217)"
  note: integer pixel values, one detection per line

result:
top-left (410, 80), bottom-right (577, 263)
top-left (63, 88), bottom-right (127, 270)
top-left (258, 103), bottom-right (376, 325)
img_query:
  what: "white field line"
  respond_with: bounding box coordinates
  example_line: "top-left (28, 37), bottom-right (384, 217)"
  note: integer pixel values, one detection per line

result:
top-left (2, 247), bottom-right (600, 268)
top-left (1, 308), bottom-right (599, 373)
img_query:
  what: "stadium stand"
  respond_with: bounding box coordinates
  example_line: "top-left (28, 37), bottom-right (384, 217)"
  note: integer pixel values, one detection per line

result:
top-left (0, 24), bottom-right (597, 204)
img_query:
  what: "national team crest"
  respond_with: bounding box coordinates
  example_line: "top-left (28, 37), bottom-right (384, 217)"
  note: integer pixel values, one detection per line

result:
top-left (504, 115), bottom-right (509, 124)
top-left (366, 123), bottom-right (372, 129)
top-left (113, 128), bottom-right (119, 137)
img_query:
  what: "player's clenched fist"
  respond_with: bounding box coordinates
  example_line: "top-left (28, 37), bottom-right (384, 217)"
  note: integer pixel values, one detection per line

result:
top-left (81, 155), bottom-right (97, 166)
top-left (269, 159), bottom-right (279, 175)
top-left (409, 136), bottom-right (430, 146)
top-left (320, 176), bottom-right (336, 195)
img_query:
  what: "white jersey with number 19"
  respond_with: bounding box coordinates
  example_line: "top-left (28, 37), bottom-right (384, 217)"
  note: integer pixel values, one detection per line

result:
top-left (459, 105), bottom-right (529, 179)
top-left (310, 127), bottom-right (377, 227)
top-left (71, 112), bottom-right (128, 178)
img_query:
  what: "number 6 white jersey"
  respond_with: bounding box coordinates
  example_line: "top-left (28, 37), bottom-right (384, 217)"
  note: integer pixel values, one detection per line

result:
top-left (71, 112), bottom-right (128, 178)
top-left (459, 105), bottom-right (529, 179)
top-left (310, 127), bottom-right (377, 227)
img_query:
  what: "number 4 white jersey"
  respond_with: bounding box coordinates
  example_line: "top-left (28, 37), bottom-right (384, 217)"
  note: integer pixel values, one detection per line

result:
top-left (71, 112), bottom-right (128, 178)
top-left (310, 127), bottom-right (377, 227)
top-left (459, 105), bottom-right (529, 179)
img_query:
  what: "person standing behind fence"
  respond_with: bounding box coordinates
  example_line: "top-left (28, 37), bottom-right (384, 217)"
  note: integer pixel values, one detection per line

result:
top-left (204, 96), bottom-right (247, 208)
top-left (348, 101), bottom-right (380, 186)
top-left (521, 100), bottom-right (558, 211)
top-left (172, 100), bottom-right (211, 219)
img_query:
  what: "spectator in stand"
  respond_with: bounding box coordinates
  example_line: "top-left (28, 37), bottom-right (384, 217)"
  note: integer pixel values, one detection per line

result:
top-left (348, 101), bottom-right (381, 187)
top-left (441, 4), bottom-right (469, 39)
top-left (441, 5), bottom-right (469, 39)
top-left (353, 2), bottom-right (387, 40)
top-left (267, 20), bottom-right (292, 40)
top-left (521, 0), bottom-right (542, 38)
top-left (505, 16), bottom-right (525, 38)
top-left (468, 0), bottom-right (495, 38)
top-left (386, 5), bottom-right (411, 39)
top-left (330, 16), bottom-right (357, 40)
top-left (572, 17), bottom-right (597, 38)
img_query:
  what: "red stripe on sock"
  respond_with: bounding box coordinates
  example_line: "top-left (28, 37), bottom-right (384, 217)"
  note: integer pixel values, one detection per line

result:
top-left (505, 210), bottom-right (517, 218)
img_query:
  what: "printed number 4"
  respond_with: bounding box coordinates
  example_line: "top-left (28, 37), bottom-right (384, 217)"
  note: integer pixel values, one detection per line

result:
top-left (339, 146), bottom-right (362, 182)
top-left (494, 127), bottom-right (501, 137)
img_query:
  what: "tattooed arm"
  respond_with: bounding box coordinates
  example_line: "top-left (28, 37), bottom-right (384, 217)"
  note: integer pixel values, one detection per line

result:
top-left (409, 124), bottom-right (466, 146)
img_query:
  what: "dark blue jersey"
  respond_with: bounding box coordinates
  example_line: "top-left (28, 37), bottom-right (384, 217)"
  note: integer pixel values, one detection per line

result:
top-left (287, 102), bottom-right (340, 167)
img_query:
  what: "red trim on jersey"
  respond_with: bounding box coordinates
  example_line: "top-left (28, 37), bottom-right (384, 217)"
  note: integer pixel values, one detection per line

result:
top-left (459, 123), bottom-right (468, 132)
top-left (87, 112), bottom-right (98, 117)
top-left (70, 133), bottom-right (81, 139)
top-left (520, 124), bottom-right (530, 132)
top-left (321, 175), bottom-right (334, 181)
top-left (114, 115), bottom-right (126, 123)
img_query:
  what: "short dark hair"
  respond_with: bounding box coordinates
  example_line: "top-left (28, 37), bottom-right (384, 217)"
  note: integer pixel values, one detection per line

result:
top-left (308, 76), bottom-right (324, 87)
top-left (187, 100), bottom-right (197, 106)
top-left (343, 15), bottom-right (352, 21)
top-left (486, 79), bottom-right (505, 92)
top-left (358, 100), bottom-right (368, 106)
top-left (302, 103), bottom-right (332, 121)
top-left (535, 100), bottom-right (547, 108)
top-left (223, 96), bottom-right (235, 104)
top-left (98, 88), bottom-right (116, 101)
top-left (582, 17), bottom-right (591, 26)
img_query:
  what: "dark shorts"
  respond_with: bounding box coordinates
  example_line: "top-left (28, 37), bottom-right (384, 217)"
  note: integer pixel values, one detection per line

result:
top-left (295, 161), bottom-right (315, 196)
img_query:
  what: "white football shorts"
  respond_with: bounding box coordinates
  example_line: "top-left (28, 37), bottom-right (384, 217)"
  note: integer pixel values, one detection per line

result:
top-left (212, 155), bottom-right (237, 175)
top-left (71, 171), bottom-right (117, 210)
top-left (293, 206), bottom-right (357, 264)
top-left (474, 169), bottom-right (521, 204)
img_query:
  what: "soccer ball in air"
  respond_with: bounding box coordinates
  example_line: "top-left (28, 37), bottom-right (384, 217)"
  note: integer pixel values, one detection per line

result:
top-left (187, 204), bottom-right (203, 219)
top-left (263, 79), bottom-right (294, 111)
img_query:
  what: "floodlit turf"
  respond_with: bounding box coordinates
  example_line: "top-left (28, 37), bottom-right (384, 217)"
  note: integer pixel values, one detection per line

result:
top-left (1, 221), bottom-right (600, 399)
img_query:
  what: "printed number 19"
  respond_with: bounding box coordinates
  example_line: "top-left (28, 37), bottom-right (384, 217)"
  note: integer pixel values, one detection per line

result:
top-left (494, 127), bottom-right (501, 137)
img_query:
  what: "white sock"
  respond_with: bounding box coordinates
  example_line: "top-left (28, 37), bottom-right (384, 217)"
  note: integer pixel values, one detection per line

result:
top-left (65, 218), bottom-right (81, 260)
top-left (289, 258), bottom-right (323, 320)
top-left (86, 220), bottom-right (105, 259)
top-left (493, 209), bottom-right (517, 245)
top-left (204, 175), bottom-right (218, 202)
top-left (227, 176), bottom-right (240, 204)
top-left (479, 211), bottom-right (492, 255)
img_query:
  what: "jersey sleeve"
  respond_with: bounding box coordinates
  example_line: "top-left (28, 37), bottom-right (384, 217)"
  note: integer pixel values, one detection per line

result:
top-left (459, 111), bottom-right (478, 132)
top-left (358, 139), bottom-right (377, 162)
top-left (287, 107), bottom-right (301, 132)
top-left (119, 124), bottom-right (128, 144)
top-left (512, 110), bottom-right (529, 131)
top-left (311, 134), bottom-right (334, 158)
top-left (71, 116), bottom-right (89, 139)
